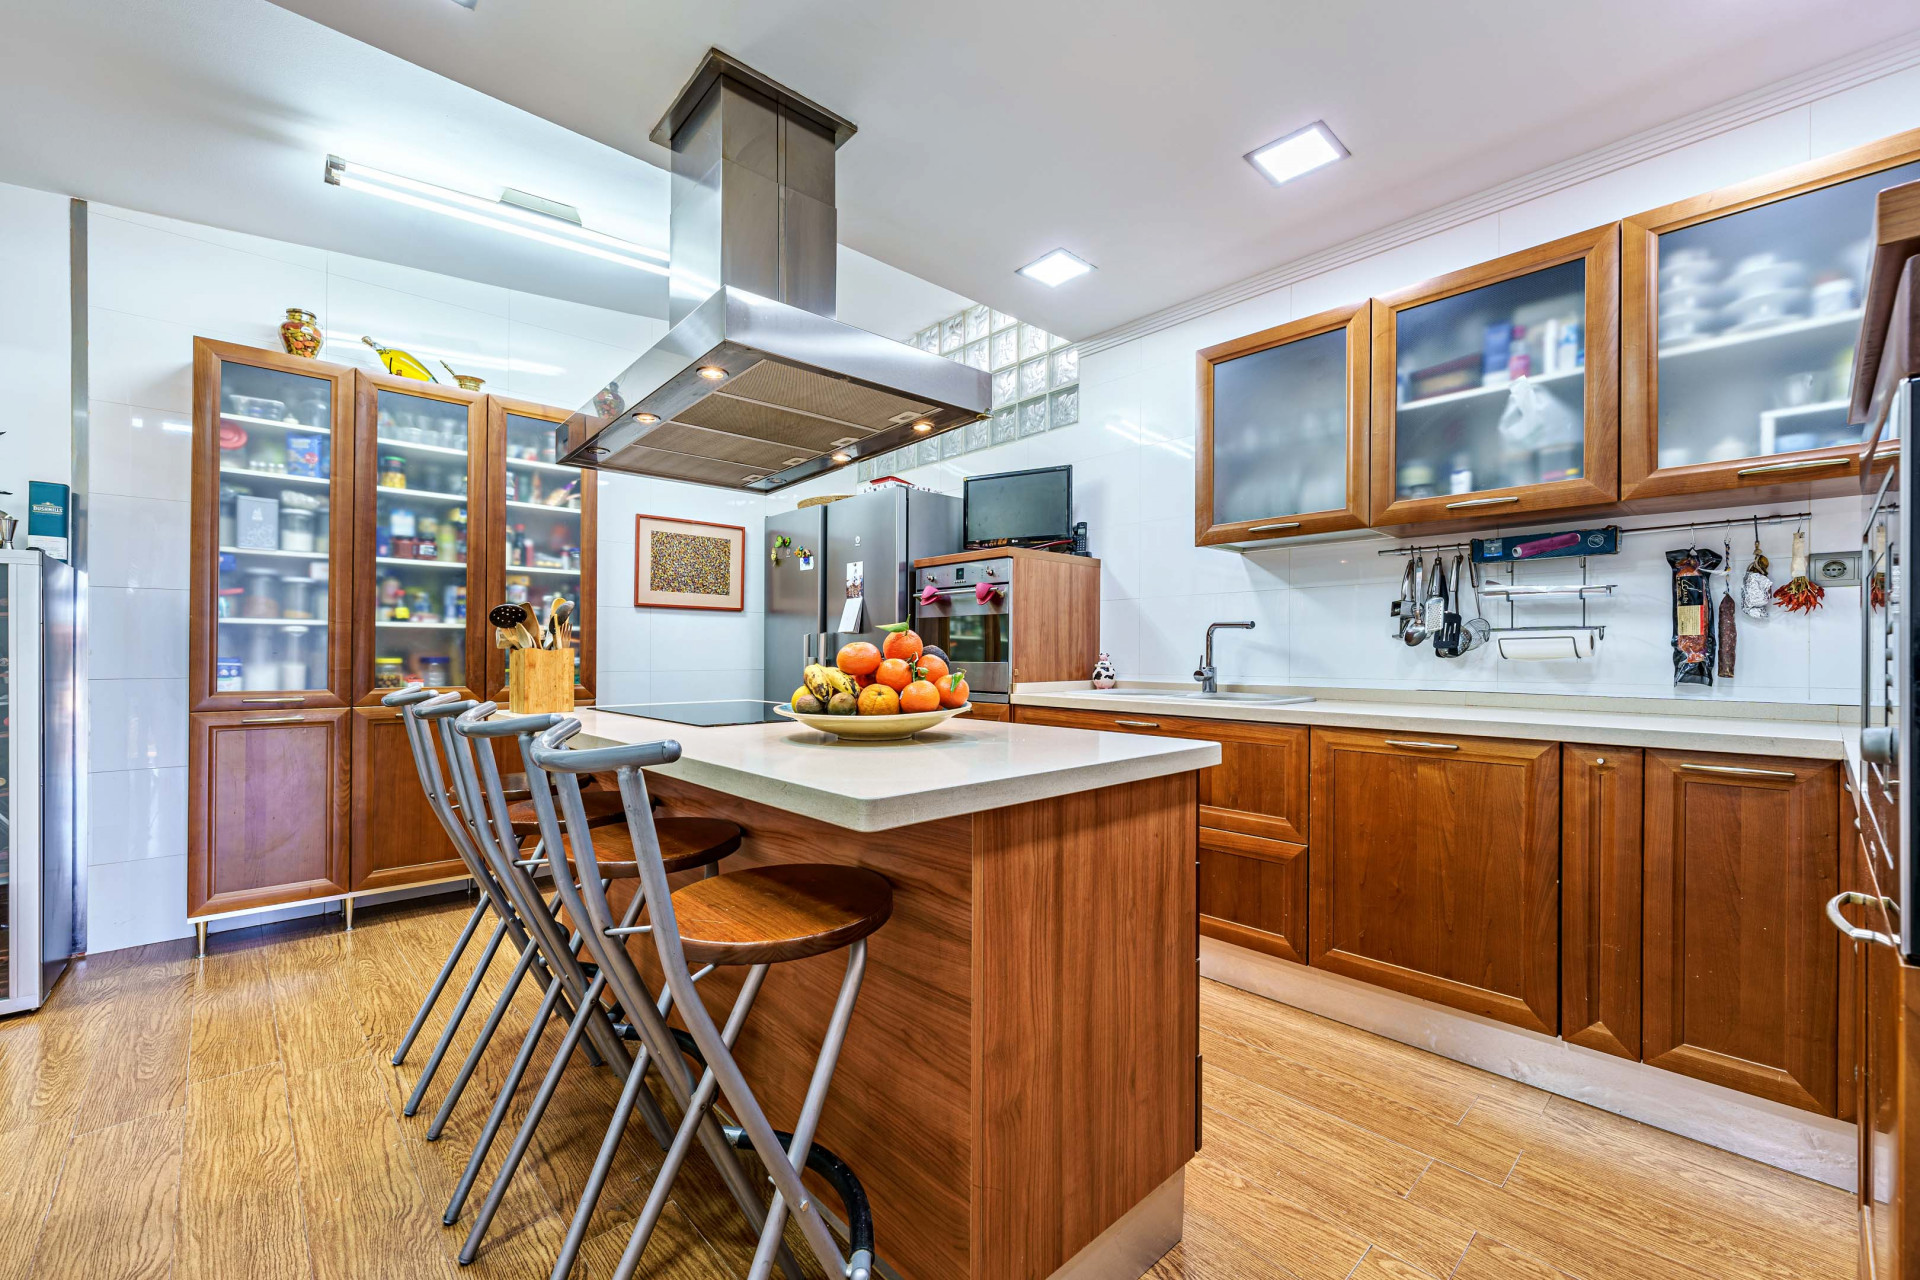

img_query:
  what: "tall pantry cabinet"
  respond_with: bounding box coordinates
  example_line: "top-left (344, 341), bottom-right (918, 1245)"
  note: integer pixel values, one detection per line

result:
top-left (187, 339), bottom-right (598, 940)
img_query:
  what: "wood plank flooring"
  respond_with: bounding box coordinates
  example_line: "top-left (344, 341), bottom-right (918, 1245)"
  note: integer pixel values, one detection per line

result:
top-left (0, 896), bottom-right (1856, 1280)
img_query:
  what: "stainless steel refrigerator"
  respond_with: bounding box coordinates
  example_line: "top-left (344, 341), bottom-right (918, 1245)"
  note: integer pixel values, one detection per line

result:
top-left (0, 550), bottom-right (79, 1015)
top-left (764, 488), bottom-right (962, 702)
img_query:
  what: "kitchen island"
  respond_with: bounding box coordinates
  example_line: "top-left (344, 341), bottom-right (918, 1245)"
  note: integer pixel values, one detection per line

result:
top-left (565, 709), bottom-right (1219, 1280)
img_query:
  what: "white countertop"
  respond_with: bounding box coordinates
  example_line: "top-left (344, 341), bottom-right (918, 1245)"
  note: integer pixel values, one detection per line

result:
top-left (1012, 681), bottom-right (1852, 760)
top-left (567, 707), bottom-right (1221, 832)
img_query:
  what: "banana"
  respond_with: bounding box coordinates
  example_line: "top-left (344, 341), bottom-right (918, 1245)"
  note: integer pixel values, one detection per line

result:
top-left (821, 667), bottom-right (856, 698)
top-left (803, 664), bottom-right (838, 702)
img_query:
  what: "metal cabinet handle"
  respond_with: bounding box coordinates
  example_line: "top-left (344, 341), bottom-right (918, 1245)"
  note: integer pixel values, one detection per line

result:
top-left (1248, 522), bottom-right (1301, 534)
top-left (1679, 762), bottom-right (1796, 779)
top-left (1827, 891), bottom-right (1898, 947)
top-left (1735, 456), bottom-right (1849, 477)
top-left (1385, 739), bottom-right (1459, 751)
top-left (240, 695), bottom-right (305, 704)
top-left (1445, 495), bottom-right (1520, 509)
top-left (1113, 719), bottom-right (1161, 729)
top-left (241, 714), bottom-right (307, 724)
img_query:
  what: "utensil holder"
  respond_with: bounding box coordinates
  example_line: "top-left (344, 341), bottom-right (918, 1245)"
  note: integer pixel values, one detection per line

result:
top-left (508, 648), bottom-right (574, 714)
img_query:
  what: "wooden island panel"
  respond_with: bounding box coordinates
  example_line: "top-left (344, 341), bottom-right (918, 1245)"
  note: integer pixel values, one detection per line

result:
top-left (641, 768), bottom-right (1198, 1280)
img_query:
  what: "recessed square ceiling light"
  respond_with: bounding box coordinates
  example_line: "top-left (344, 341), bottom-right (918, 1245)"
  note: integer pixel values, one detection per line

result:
top-left (1018, 249), bottom-right (1094, 288)
top-left (1246, 121), bottom-right (1348, 187)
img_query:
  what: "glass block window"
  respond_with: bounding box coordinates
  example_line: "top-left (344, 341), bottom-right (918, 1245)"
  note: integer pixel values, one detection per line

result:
top-left (906, 300), bottom-right (1080, 468)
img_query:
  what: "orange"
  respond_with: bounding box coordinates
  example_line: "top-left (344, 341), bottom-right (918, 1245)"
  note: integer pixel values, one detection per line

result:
top-left (835, 641), bottom-right (882, 676)
top-left (875, 657), bottom-right (914, 691)
top-left (853, 672), bottom-right (874, 691)
top-left (856, 684), bottom-right (900, 716)
top-left (938, 673), bottom-right (969, 708)
top-left (914, 653), bottom-right (949, 686)
top-left (899, 679), bottom-right (940, 713)
top-left (881, 628), bottom-right (923, 663)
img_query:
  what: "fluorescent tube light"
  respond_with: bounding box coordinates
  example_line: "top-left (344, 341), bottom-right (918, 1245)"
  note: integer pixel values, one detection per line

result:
top-left (1018, 249), bottom-right (1094, 287)
top-left (1246, 122), bottom-right (1348, 186)
top-left (324, 156), bottom-right (668, 275)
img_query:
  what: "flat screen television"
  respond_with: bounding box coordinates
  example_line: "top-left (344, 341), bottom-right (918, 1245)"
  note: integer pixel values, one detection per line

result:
top-left (963, 465), bottom-right (1073, 549)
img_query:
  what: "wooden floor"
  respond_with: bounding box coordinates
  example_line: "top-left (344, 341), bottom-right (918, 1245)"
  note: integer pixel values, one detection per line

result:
top-left (0, 896), bottom-right (1856, 1280)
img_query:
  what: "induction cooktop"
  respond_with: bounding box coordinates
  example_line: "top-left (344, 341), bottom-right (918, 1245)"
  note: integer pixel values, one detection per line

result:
top-left (597, 700), bottom-right (786, 727)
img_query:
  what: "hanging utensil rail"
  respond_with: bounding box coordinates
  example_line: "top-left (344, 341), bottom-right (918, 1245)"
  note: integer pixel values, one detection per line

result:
top-left (1374, 510), bottom-right (1813, 558)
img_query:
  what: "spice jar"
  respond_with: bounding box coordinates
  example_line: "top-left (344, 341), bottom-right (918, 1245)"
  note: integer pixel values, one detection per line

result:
top-left (379, 455), bottom-right (407, 488)
top-left (374, 656), bottom-right (406, 689)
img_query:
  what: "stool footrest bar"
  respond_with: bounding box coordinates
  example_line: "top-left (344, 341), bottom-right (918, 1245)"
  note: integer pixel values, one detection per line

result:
top-left (721, 1127), bottom-right (876, 1264)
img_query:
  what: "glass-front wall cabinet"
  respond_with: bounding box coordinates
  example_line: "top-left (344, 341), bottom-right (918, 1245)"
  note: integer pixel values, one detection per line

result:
top-left (361, 380), bottom-right (481, 698)
top-left (196, 341), bottom-right (353, 708)
top-left (1197, 304), bottom-right (1370, 543)
top-left (490, 402), bottom-right (592, 697)
top-left (1372, 226), bottom-right (1618, 525)
top-left (1623, 134), bottom-right (1920, 498)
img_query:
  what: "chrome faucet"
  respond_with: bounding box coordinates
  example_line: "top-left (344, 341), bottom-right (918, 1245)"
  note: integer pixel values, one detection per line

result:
top-left (1195, 621), bottom-right (1255, 693)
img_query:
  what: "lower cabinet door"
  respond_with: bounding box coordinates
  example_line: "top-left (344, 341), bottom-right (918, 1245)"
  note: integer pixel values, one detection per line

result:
top-left (1308, 728), bottom-right (1560, 1033)
top-left (350, 707), bottom-right (465, 892)
top-left (190, 709), bottom-right (350, 917)
top-left (1642, 749), bottom-right (1840, 1114)
top-left (1199, 827), bottom-right (1307, 963)
top-left (964, 701), bottom-right (1010, 722)
top-left (1561, 745), bottom-right (1644, 1060)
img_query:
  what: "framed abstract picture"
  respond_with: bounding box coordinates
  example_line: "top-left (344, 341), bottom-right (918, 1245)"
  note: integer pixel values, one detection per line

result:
top-left (634, 514), bottom-right (746, 611)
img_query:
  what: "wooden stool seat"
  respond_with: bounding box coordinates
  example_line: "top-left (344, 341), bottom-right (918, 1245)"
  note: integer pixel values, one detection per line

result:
top-left (508, 787), bottom-right (625, 835)
top-left (657, 864), bottom-right (893, 966)
top-left (536, 816), bottom-right (743, 878)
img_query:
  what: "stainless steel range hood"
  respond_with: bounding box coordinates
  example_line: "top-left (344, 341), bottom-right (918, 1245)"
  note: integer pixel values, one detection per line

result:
top-left (558, 50), bottom-right (990, 492)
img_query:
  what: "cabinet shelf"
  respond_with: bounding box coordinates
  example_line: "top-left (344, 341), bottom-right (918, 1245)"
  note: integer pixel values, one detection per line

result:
top-left (219, 616), bottom-right (324, 626)
top-left (502, 564), bottom-right (580, 577)
top-left (376, 486), bottom-right (467, 504)
top-left (504, 499), bottom-right (581, 514)
top-left (504, 456), bottom-right (575, 474)
top-left (221, 545), bottom-right (326, 561)
top-left (221, 466), bottom-right (329, 487)
top-left (375, 620), bottom-right (465, 630)
top-left (1397, 365), bottom-right (1585, 414)
top-left (223, 413), bottom-right (329, 434)
top-left (374, 556), bottom-right (468, 570)
top-left (374, 435), bottom-right (468, 459)
top-left (1655, 309), bottom-right (1861, 360)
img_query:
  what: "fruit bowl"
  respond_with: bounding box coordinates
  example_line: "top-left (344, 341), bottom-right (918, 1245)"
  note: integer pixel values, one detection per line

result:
top-left (773, 702), bottom-right (972, 741)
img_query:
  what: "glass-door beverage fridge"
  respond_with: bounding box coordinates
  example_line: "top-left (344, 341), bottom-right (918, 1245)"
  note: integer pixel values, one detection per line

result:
top-left (0, 549), bottom-right (78, 1016)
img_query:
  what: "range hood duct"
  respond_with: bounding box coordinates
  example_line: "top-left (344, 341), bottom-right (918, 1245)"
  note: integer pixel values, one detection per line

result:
top-left (559, 50), bottom-right (990, 492)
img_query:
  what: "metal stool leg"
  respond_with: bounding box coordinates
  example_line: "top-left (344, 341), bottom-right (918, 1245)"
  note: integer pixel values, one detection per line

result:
top-left (426, 935), bottom-right (554, 1141)
top-left (459, 971), bottom-right (609, 1259)
top-left (404, 917), bottom-right (508, 1116)
top-left (441, 967), bottom-right (571, 1224)
top-left (393, 893), bottom-right (491, 1067)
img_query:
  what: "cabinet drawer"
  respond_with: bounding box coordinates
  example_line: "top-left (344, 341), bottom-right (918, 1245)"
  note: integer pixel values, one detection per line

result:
top-left (1014, 705), bottom-right (1307, 841)
top-left (1308, 727), bottom-right (1560, 1033)
top-left (1199, 827), bottom-right (1307, 964)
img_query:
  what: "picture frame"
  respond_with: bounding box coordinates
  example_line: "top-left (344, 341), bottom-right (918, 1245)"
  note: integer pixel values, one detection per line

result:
top-left (634, 513), bottom-right (746, 611)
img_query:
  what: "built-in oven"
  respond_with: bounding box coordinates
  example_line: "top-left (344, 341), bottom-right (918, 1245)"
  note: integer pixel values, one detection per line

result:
top-left (913, 557), bottom-right (1012, 702)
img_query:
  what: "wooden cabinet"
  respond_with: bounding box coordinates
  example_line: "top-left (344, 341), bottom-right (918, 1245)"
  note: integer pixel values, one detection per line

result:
top-left (1561, 745), bottom-right (1644, 1060)
top-left (1195, 302), bottom-right (1371, 544)
top-left (1642, 749), bottom-right (1841, 1114)
top-left (1308, 728), bottom-right (1560, 1033)
top-left (963, 701), bottom-right (1010, 722)
top-left (1621, 129), bottom-right (1920, 502)
top-left (188, 709), bottom-right (349, 917)
top-left (1013, 705), bottom-right (1309, 961)
top-left (1370, 224), bottom-right (1619, 527)
top-left (482, 395), bottom-right (597, 703)
top-left (190, 341), bottom-right (600, 925)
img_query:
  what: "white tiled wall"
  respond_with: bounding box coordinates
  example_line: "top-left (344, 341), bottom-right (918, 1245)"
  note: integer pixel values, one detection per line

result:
top-left (82, 203), bottom-right (760, 951)
top-left (778, 68), bottom-right (1920, 708)
top-left (0, 181), bottom-right (71, 503)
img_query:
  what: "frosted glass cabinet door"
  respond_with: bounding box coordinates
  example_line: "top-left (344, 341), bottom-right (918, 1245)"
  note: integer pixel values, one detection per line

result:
top-left (190, 339), bottom-right (356, 710)
top-left (1371, 224), bottom-right (1620, 525)
top-left (483, 397), bottom-right (597, 701)
top-left (1622, 130), bottom-right (1920, 499)
top-left (1196, 303), bottom-right (1371, 544)
top-left (353, 373), bottom-right (483, 703)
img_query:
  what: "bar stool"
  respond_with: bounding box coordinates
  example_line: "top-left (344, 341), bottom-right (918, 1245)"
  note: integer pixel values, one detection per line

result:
top-left (449, 705), bottom-right (791, 1275)
top-left (527, 718), bottom-right (889, 1280)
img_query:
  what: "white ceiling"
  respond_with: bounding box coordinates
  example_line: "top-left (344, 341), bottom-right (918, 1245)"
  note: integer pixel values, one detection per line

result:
top-left (0, 0), bottom-right (967, 341)
top-left (265, 0), bottom-right (1919, 339)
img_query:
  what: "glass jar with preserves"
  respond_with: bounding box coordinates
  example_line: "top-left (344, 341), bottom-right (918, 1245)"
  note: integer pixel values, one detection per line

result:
top-left (417, 654), bottom-right (452, 687)
top-left (379, 455), bottom-right (407, 488)
top-left (374, 656), bottom-right (406, 689)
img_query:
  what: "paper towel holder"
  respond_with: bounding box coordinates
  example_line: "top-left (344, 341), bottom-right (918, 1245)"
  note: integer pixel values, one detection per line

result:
top-left (1494, 626), bottom-right (1604, 661)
